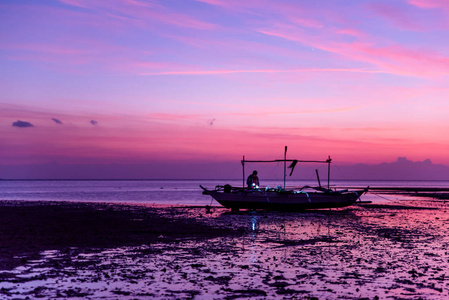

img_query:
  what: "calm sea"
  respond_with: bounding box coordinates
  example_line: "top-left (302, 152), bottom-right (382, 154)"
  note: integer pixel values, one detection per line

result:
top-left (1, 179), bottom-right (449, 205)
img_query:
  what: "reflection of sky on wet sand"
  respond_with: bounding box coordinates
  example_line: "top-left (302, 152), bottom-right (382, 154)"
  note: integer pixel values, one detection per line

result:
top-left (1, 196), bottom-right (449, 299)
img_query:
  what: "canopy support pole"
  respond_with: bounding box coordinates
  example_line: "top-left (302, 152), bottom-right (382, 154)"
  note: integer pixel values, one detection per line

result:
top-left (283, 146), bottom-right (287, 190)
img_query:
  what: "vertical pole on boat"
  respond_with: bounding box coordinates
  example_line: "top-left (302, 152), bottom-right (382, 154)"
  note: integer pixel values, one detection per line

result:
top-left (242, 155), bottom-right (245, 188)
top-left (283, 146), bottom-right (287, 190)
top-left (327, 155), bottom-right (331, 189)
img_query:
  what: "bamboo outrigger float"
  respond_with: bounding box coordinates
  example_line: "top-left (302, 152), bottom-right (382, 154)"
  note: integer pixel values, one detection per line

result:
top-left (201, 146), bottom-right (367, 211)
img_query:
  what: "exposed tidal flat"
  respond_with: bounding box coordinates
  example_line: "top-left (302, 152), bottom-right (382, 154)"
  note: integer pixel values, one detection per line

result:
top-left (1, 191), bottom-right (449, 298)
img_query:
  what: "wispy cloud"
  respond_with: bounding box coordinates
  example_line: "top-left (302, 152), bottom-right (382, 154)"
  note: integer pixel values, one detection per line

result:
top-left (57, 0), bottom-right (218, 31)
top-left (226, 106), bottom-right (363, 118)
top-left (369, 3), bottom-right (423, 31)
top-left (408, 0), bottom-right (449, 10)
top-left (193, 0), bottom-right (449, 78)
top-left (258, 28), bottom-right (449, 77)
top-left (336, 28), bottom-right (366, 38)
top-left (1, 40), bottom-right (131, 70)
top-left (58, 0), bottom-right (89, 8)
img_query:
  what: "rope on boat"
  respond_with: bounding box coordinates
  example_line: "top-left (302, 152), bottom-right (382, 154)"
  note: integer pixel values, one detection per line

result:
top-left (371, 193), bottom-right (397, 202)
top-left (355, 191), bottom-right (361, 202)
top-left (294, 190), bottom-right (311, 203)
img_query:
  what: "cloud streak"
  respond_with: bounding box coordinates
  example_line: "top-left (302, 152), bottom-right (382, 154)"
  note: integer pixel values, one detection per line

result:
top-left (57, 0), bottom-right (218, 30)
top-left (408, 0), bottom-right (449, 10)
top-left (258, 28), bottom-right (449, 77)
top-left (140, 68), bottom-right (383, 76)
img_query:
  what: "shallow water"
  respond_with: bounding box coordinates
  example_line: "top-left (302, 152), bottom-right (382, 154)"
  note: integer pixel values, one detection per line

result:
top-left (1, 179), bottom-right (448, 205)
top-left (1, 195), bottom-right (449, 299)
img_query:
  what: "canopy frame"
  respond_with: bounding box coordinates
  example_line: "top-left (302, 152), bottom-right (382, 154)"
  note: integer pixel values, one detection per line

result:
top-left (241, 146), bottom-right (332, 189)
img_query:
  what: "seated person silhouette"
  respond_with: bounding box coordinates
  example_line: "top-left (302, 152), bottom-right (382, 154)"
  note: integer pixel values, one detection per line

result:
top-left (247, 170), bottom-right (259, 189)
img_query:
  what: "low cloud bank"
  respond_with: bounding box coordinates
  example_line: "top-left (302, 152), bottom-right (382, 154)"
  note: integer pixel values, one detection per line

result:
top-left (333, 157), bottom-right (449, 180)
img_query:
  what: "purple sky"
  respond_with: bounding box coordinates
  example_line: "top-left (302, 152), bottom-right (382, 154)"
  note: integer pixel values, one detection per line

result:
top-left (1, 0), bottom-right (449, 179)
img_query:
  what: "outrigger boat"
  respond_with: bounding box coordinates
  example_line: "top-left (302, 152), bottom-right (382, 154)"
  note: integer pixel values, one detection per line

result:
top-left (201, 146), bottom-right (367, 211)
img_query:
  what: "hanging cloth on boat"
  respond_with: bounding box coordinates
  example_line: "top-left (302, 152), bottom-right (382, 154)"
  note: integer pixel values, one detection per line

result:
top-left (288, 160), bottom-right (298, 176)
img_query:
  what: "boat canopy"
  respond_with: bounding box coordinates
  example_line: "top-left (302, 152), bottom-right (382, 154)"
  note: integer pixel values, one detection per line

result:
top-left (241, 146), bottom-right (332, 189)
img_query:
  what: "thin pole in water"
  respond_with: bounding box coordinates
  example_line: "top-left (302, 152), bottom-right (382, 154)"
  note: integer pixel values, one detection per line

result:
top-left (242, 155), bottom-right (245, 188)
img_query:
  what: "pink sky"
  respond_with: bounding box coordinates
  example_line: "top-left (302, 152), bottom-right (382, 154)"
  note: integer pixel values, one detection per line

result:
top-left (1, 0), bottom-right (449, 178)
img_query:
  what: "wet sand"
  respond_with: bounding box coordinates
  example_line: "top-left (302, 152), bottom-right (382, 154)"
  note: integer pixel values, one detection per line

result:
top-left (0, 201), bottom-right (240, 270)
top-left (1, 198), bottom-right (449, 299)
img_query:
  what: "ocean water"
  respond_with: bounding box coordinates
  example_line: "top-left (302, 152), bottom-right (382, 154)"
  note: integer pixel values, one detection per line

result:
top-left (1, 179), bottom-right (449, 205)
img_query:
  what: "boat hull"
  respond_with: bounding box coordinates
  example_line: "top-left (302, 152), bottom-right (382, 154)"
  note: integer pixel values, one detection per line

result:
top-left (203, 188), bottom-right (364, 211)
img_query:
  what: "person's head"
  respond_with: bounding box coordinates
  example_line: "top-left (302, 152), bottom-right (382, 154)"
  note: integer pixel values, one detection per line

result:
top-left (252, 170), bottom-right (258, 175)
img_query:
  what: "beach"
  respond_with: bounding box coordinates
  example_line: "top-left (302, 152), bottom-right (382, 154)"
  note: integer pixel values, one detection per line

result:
top-left (1, 198), bottom-right (449, 299)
